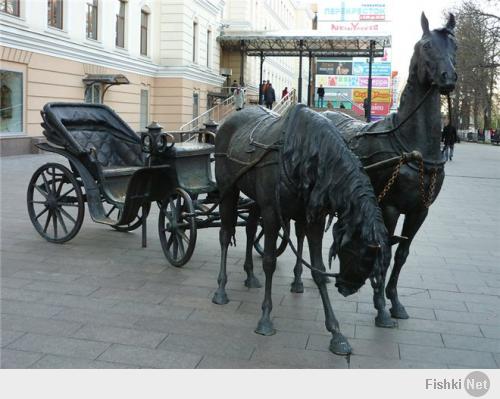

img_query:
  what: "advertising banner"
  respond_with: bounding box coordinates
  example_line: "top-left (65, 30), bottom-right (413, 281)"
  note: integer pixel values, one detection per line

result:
top-left (352, 89), bottom-right (391, 103)
top-left (316, 75), bottom-right (389, 88)
top-left (319, 1), bottom-right (386, 21)
top-left (358, 76), bottom-right (390, 88)
top-left (320, 21), bottom-right (387, 33)
top-left (324, 88), bottom-right (352, 99)
top-left (353, 102), bottom-right (391, 116)
top-left (352, 62), bottom-right (391, 76)
top-left (317, 61), bottom-right (353, 75)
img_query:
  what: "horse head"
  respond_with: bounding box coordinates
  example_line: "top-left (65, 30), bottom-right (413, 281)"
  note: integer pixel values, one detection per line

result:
top-left (414, 12), bottom-right (457, 94)
top-left (330, 223), bottom-right (390, 297)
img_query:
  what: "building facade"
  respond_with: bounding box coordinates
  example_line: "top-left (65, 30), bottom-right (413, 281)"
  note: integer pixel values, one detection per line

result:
top-left (221, 0), bottom-right (312, 99)
top-left (0, 0), bottom-right (312, 155)
top-left (0, 0), bottom-right (226, 154)
top-left (314, 0), bottom-right (393, 119)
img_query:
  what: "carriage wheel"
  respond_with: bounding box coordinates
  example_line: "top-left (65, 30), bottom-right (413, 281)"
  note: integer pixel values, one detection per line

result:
top-left (158, 188), bottom-right (197, 267)
top-left (103, 202), bottom-right (151, 232)
top-left (253, 218), bottom-right (289, 257)
top-left (27, 163), bottom-right (85, 243)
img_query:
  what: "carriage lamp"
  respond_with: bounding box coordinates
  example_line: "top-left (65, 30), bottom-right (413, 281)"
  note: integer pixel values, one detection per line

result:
top-left (142, 122), bottom-right (174, 155)
top-left (141, 121), bottom-right (163, 154)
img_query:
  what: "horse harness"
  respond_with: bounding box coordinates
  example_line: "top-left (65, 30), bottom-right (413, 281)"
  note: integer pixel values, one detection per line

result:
top-left (376, 156), bottom-right (440, 209)
top-left (350, 85), bottom-right (447, 209)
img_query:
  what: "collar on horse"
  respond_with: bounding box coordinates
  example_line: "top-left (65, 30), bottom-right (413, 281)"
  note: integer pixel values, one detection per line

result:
top-left (350, 84), bottom-right (447, 173)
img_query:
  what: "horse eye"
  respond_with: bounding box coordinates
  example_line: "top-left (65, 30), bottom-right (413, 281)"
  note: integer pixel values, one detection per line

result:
top-left (423, 42), bottom-right (432, 50)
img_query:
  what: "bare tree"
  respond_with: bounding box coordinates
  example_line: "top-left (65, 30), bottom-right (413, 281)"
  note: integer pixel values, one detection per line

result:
top-left (450, 0), bottom-right (499, 130)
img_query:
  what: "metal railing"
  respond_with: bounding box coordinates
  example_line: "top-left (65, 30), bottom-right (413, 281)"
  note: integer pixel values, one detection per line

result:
top-left (178, 94), bottom-right (235, 138)
top-left (273, 89), bottom-right (297, 115)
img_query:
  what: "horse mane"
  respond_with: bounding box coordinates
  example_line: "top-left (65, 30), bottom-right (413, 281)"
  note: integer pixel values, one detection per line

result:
top-left (282, 105), bottom-right (388, 249)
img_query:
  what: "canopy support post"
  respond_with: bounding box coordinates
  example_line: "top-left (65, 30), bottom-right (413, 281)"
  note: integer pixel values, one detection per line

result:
top-left (259, 52), bottom-right (264, 105)
top-left (298, 40), bottom-right (304, 103)
top-left (239, 40), bottom-right (245, 86)
top-left (307, 52), bottom-right (312, 107)
top-left (367, 40), bottom-right (375, 122)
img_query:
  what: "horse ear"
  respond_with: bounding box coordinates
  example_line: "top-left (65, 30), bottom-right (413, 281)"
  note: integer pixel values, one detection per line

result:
top-left (445, 13), bottom-right (456, 32)
top-left (421, 12), bottom-right (430, 36)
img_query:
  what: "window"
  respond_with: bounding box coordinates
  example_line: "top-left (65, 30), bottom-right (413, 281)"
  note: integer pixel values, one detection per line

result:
top-left (116, 0), bottom-right (126, 48)
top-left (0, 70), bottom-right (23, 134)
top-left (47, 0), bottom-right (63, 29)
top-left (86, 0), bottom-right (98, 40)
top-left (206, 30), bottom-right (212, 68)
top-left (140, 89), bottom-right (149, 130)
top-left (84, 83), bottom-right (101, 104)
top-left (140, 9), bottom-right (148, 56)
top-left (192, 92), bottom-right (199, 120)
top-left (0, 0), bottom-right (19, 16)
top-left (192, 21), bottom-right (198, 63)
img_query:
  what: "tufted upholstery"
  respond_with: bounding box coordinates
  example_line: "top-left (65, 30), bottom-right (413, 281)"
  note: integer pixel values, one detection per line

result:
top-left (69, 127), bottom-right (143, 167)
top-left (42, 103), bottom-right (144, 169)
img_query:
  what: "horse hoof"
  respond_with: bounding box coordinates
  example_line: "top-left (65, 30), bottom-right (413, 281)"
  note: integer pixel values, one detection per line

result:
top-left (329, 333), bottom-right (352, 356)
top-left (255, 321), bottom-right (276, 336)
top-left (212, 290), bottom-right (229, 305)
top-left (390, 305), bottom-right (409, 319)
top-left (375, 311), bottom-right (398, 328)
top-left (290, 281), bottom-right (304, 293)
top-left (244, 276), bottom-right (261, 289)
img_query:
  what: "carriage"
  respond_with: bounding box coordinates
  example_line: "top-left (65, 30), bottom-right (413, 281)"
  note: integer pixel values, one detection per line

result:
top-left (27, 103), bottom-right (286, 267)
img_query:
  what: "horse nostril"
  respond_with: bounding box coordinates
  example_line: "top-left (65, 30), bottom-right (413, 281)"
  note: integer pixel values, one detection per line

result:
top-left (441, 72), bottom-right (448, 81)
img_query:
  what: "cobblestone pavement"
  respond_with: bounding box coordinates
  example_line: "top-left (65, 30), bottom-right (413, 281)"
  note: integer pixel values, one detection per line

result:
top-left (1, 143), bottom-right (499, 369)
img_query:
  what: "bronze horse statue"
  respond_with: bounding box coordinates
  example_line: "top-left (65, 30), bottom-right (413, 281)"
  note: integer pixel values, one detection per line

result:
top-left (292, 12), bottom-right (458, 326)
top-left (212, 104), bottom-right (390, 355)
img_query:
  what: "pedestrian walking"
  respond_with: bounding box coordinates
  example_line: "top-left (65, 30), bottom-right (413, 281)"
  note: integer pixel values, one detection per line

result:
top-left (442, 122), bottom-right (458, 161)
top-left (264, 83), bottom-right (276, 109)
top-left (317, 84), bottom-right (325, 108)
top-left (234, 86), bottom-right (245, 111)
top-left (259, 80), bottom-right (266, 105)
top-left (230, 80), bottom-right (238, 93)
top-left (282, 86), bottom-right (289, 99)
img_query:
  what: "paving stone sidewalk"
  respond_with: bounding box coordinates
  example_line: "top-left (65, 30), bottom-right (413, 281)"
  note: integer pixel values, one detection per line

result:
top-left (1, 143), bottom-right (499, 368)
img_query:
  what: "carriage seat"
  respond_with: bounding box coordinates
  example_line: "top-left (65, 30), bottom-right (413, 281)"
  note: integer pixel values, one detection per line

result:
top-left (170, 142), bottom-right (216, 194)
top-left (72, 128), bottom-right (144, 168)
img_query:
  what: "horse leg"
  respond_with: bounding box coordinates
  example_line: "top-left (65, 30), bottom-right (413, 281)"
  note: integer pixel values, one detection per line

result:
top-left (290, 221), bottom-right (305, 293)
top-left (255, 209), bottom-right (278, 336)
top-left (386, 209), bottom-right (429, 319)
top-left (243, 205), bottom-right (261, 288)
top-left (212, 188), bottom-right (239, 305)
top-left (306, 222), bottom-right (351, 355)
top-left (372, 205), bottom-right (400, 328)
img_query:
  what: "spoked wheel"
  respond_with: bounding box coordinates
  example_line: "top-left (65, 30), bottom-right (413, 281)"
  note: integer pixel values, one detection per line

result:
top-left (158, 188), bottom-right (197, 267)
top-left (253, 218), bottom-right (289, 257)
top-left (103, 201), bottom-right (151, 232)
top-left (27, 163), bottom-right (85, 243)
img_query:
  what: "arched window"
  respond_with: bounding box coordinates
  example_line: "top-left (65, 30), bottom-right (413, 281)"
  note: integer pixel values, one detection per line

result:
top-left (140, 7), bottom-right (149, 56)
top-left (1, 0), bottom-right (20, 16)
top-left (48, 0), bottom-right (63, 29)
top-left (192, 19), bottom-right (199, 63)
top-left (86, 0), bottom-right (98, 40)
top-left (116, 0), bottom-right (126, 48)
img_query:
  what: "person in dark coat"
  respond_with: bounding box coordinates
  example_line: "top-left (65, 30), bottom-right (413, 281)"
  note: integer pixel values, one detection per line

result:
top-left (442, 122), bottom-right (458, 161)
top-left (316, 84), bottom-right (325, 108)
top-left (230, 80), bottom-right (238, 93)
top-left (264, 83), bottom-right (276, 109)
